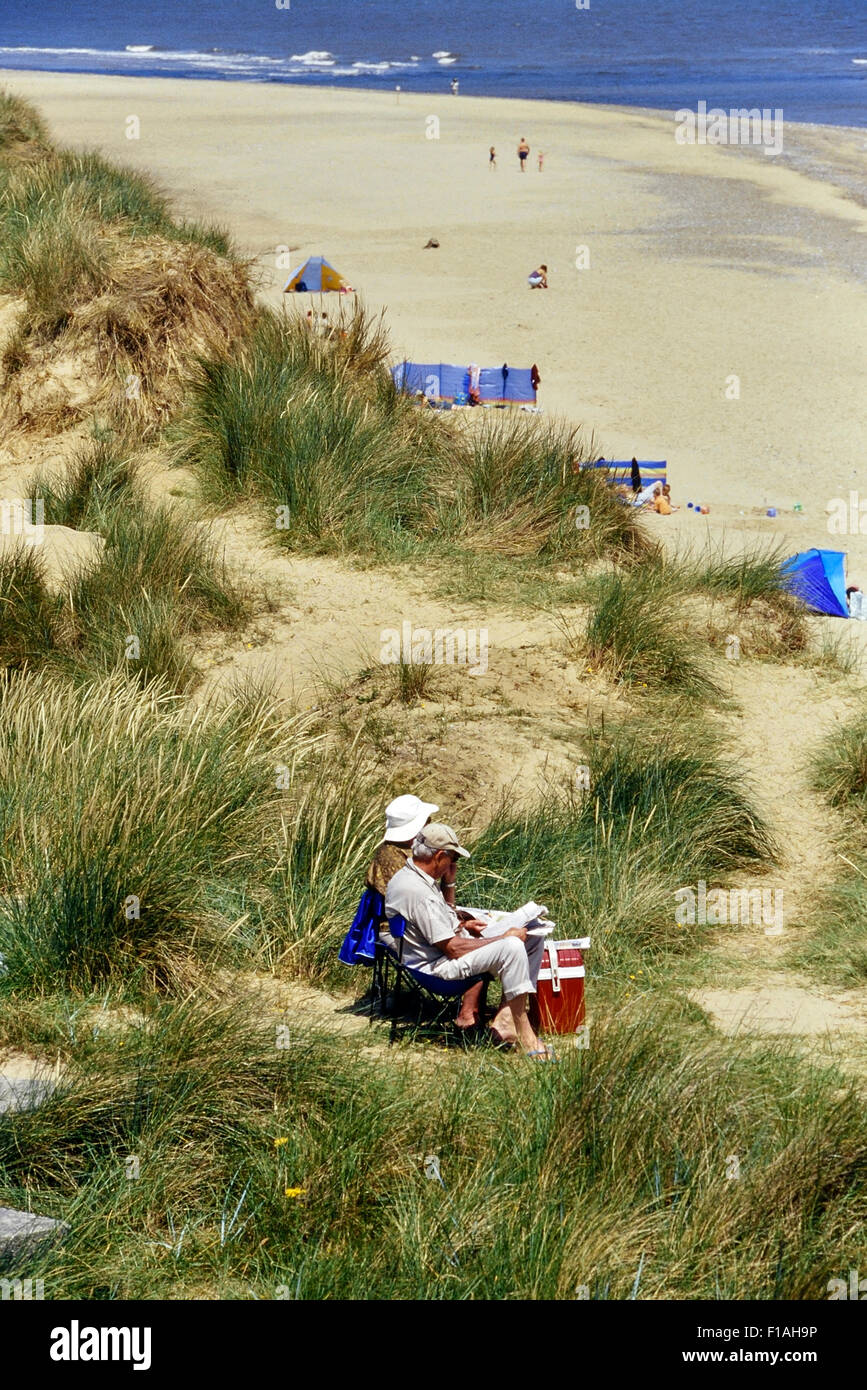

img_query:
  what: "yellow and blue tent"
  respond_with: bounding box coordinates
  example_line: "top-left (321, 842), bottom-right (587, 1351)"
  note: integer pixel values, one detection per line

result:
top-left (283, 255), bottom-right (352, 293)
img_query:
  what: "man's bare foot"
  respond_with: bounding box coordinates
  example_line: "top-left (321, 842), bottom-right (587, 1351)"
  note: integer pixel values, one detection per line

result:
top-left (455, 1010), bottom-right (479, 1030)
top-left (490, 1005), bottom-right (517, 1046)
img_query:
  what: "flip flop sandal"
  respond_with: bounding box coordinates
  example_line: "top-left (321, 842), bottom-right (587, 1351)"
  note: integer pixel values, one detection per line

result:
top-left (524, 1046), bottom-right (558, 1062)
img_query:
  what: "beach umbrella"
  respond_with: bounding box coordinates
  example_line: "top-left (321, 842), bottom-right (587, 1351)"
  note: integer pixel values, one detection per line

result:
top-left (283, 255), bottom-right (354, 293)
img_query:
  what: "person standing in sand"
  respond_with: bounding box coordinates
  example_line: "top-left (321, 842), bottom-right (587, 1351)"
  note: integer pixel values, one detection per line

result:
top-left (518, 137), bottom-right (530, 171)
top-left (537, 150), bottom-right (545, 172)
top-left (489, 145), bottom-right (497, 170)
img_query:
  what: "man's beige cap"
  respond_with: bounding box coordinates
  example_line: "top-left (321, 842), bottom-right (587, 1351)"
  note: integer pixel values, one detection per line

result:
top-left (418, 823), bottom-right (470, 858)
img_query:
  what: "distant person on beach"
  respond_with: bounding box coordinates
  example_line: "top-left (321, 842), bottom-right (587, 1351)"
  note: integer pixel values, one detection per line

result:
top-left (528, 264), bottom-right (548, 289)
top-left (538, 150), bottom-right (545, 172)
top-left (489, 145), bottom-right (497, 169)
top-left (518, 137), bottom-right (530, 171)
top-left (630, 458), bottom-right (642, 493)
top-left (450, 77), bottom-right (459, 95)
top-left (847, 585), bottom-right (866, 619)
top-left (653, 485), bottom-right (672, 515)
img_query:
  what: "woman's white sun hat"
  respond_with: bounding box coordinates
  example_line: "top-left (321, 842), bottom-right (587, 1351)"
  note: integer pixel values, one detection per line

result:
top-left (383, 794), bottom-right (439, 843)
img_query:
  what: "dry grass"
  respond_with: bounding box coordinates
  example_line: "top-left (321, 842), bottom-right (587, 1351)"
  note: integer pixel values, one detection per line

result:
top-left (73, 235), bottom-right (256, 424)
top-left (0, 93), bottom-right (255, 435)
top-left (0, 234), bottom-right (256, 435)
top-left (0, 89), bottom-right (51, 165)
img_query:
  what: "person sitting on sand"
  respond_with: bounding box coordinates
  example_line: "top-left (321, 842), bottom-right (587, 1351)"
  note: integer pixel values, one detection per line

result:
top-left (367, 796), bottom-right (486, 1031)
top-left (384, 824), bottom-right (551, 1057)
top-left (847, 585), bottom-right (866, 620)
top-left (528, 264), bottom-right (548, 289)
top-left (654, 485), bottom-right (672, 515)
top-left (632, 480), bottom-right (660, 508)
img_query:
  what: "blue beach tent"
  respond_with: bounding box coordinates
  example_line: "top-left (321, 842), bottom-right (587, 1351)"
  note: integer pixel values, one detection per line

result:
top-left (781, 548), bottom-right (849, 618)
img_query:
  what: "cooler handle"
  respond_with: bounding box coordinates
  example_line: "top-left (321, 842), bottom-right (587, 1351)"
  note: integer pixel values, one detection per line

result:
top-left (548, 940), bottom-right (561, 994)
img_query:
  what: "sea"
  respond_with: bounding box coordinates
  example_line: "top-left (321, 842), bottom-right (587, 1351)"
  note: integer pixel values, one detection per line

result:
top-left (0, 0), bottom-right (864, 128)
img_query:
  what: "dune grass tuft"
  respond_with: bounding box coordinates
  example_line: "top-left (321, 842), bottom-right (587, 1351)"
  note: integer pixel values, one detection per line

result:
top-left (179, 306), bottom-right (645, 566)
top-left (0, 89), bottom-right (50, 163)
top-left (0, 545), bottom-right (61, 672)
top-left (788, 713), bottom-right (867, 984)
top-left (3, 432), bottom-right (248, 691)
top-left (582, 563), bottom-right (719, 696)
top-left (0, 110), bottom-right (253, 429)
top-left (463, 723), bottom-right (776, 973)
top-left (0, 672), bottom-right (315, 993)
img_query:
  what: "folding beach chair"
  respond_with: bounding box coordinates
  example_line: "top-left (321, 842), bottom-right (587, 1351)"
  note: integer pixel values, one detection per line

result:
top-left (371, 914), bottom-right (489, 1044)
top-left (340, 889), bottom-right (490, 1041)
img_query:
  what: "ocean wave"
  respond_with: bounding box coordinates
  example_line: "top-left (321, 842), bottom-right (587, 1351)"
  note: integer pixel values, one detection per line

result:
top-left (432, 51), bottom-right (453, 59)
top-left (0, 44), bottom-right (275, 65)
top-left (0, 43), bottom-right (431, 79)
top-left (289, 51), bottom-right (335, 65)
top-left (0, 45), bottom-right (119, 57)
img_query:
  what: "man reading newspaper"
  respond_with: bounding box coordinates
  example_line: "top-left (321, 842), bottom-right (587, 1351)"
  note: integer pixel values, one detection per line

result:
top-left (384, 823), bottom-right (554, 1058)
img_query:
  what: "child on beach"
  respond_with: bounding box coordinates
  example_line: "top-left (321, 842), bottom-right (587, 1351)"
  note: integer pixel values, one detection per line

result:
top-left (528, 264), bottom-right (548, 289)
top-left (538, 150), bottom-right (545, 172)
top-left (490, 146), bottom-right (497, 169)
top-left (653, 486), bottom-right (672, 515)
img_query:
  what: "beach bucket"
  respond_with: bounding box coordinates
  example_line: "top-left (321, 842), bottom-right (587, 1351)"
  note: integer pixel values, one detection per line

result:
top-left (687, 502), bottom-right (693, 510)
top-left (700, 505), bottom-right (709, 515)
top-left (794, 503), bottom-right (803, 513)
top-left (767, 507), bottom-right (777, 518)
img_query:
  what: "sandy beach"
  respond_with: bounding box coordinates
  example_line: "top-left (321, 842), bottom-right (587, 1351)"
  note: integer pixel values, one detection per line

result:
top-left (2, 70), bottom-right (865, 572)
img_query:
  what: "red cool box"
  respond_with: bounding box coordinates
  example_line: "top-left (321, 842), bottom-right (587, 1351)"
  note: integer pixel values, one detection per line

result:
top-left (534, 938), bottom-right (589, 1034)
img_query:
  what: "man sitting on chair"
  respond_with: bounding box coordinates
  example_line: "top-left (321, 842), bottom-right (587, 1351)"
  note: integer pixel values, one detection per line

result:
top-left (368, 796), bottom-right (486, 1032)
top-left (384, 824), bottom-right (549, 1056)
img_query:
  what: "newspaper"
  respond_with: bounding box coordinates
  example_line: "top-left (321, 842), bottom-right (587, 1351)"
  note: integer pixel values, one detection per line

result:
top-left (457, 902), bottom-right (555, 938)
